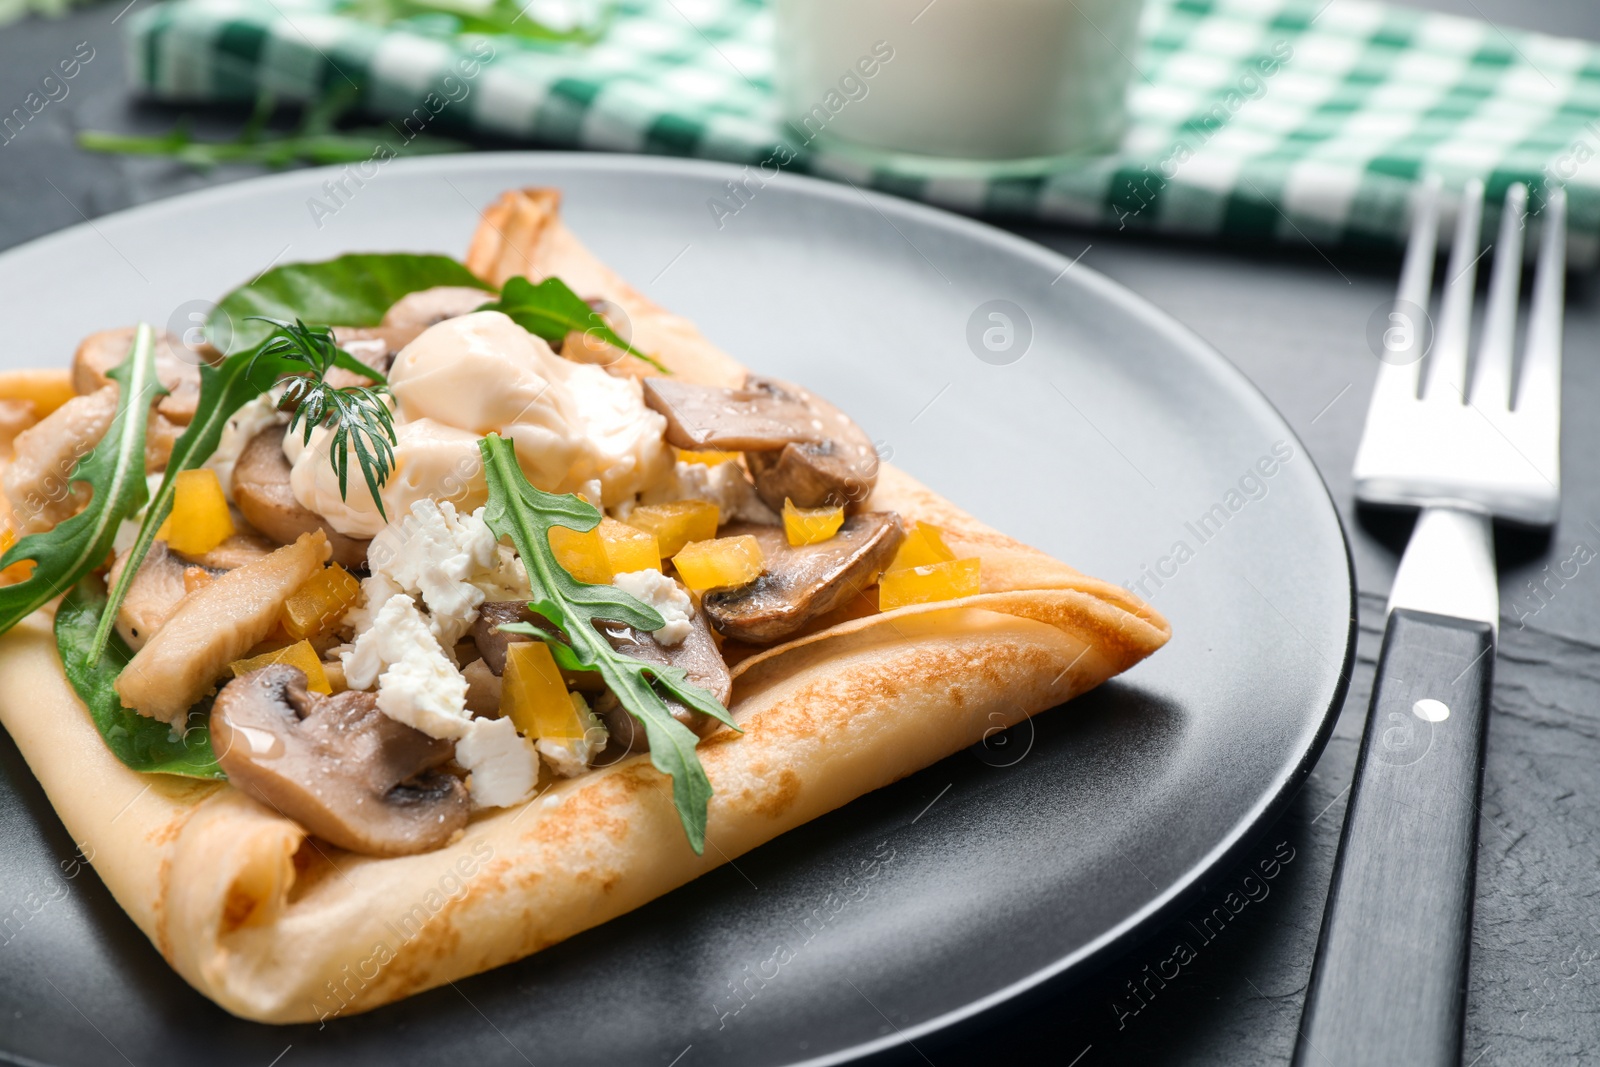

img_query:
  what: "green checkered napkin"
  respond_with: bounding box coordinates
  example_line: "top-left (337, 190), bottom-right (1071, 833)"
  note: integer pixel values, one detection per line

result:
top-left (129, 0), bottom-right (1600, 261)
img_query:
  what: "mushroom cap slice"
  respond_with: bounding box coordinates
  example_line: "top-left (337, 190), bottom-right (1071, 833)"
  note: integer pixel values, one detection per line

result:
top-left (381, 287), bottom-right (495, 331)
top-left (233, 426), bottom-right (371, 569)
top-left (470, 601), bottom-right (536, 676)
top-left (742, 377), bottom-right (879, 511)
top-left (592, 605), bottom-right (731, 764)
top-left (700, 513), bottom-right (905, 644)
top-left (72, 326), bottom-right (208, 425)
top-left (641, 377), bottom-right (822, 452)
top-left (213, 665), bottom-right (469, 857)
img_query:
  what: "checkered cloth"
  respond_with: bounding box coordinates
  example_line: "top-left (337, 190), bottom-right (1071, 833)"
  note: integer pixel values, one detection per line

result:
top-left (129, 0), bottom-right (1600, 261)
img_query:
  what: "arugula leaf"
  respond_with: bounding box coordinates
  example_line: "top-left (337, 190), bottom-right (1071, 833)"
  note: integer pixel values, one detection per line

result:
top-left (211, 254), bottom-right (494, 353)
top-left (89, 341), bottom-right (287, 657)
top-left (57, 578), bottom-right (224, 779)
top-left (334, 0), bottom-right (610, 43)
top-left (479, 276), bottom-right (668, 373)
top-left (477, 434), bottom-right (735, 853)
top-left (0, 325), bottom-right (163, 635)
top-left (89, 325), bottom-right (390, 659)
top-left (77, 89), bottom-right (465, 174)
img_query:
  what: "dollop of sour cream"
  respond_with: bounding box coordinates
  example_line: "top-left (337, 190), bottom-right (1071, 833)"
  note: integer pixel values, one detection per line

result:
top-left (287, 310), bottom-right (672, 537)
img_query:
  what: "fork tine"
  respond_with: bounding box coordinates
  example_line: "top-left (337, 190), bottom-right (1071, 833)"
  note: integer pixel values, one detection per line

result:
top-left (1424, 179), bottom-right (1485, 402)
top-left (1469, 183), bottom-right (1528, 409)
top-left (1517, 185), bottom-right (1565, 436)
top-left (1371, 176), bottom-right (1441, 404)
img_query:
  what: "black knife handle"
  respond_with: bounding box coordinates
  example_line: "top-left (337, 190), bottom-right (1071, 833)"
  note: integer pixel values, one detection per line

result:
top-left (1294, 608), bottom-right (1494, 1067)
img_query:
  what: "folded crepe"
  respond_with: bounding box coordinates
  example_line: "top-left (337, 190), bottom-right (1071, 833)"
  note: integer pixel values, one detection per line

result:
top-left (0, 189), bottom-right (1169, 1023)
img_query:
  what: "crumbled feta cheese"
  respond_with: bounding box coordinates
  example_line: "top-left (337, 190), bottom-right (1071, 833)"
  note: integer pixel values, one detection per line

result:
top-left (535, 694), bottom-right (608, 778)
top-left (636, 460), bottom-right (778, 524)
top-left (455, 716), bottom-right (539, 808)
top-left (205, 393), bottom-right (288, 500)
top-left (365, 499), bottom-right (498, 645)
top-left (611, 568), bottom-right (694, 645)
top-left (472, 544), bottom-right (533, 603)
top-left (342, 595), bottom-right (471, 739)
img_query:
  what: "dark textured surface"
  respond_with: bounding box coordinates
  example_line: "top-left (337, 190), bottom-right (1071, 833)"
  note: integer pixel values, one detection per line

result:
top-left (1, 2), bottom-right (1598, 1065)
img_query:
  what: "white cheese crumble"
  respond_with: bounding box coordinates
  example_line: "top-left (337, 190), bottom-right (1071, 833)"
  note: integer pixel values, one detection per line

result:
top-left (205, 392), bottom-right (287, 500)
top-left (455, 716), bottom-right (539, 808)
top-left (363, 498), bottom-right (498, 645)
top-left (535, 693), bottom-right (609, 778)
top-left (611, 568), bottom-right (694, 646)
top-left (342, 595), bottom-right (471, 739)
top-left (635, 460), bottom-right (778, 524)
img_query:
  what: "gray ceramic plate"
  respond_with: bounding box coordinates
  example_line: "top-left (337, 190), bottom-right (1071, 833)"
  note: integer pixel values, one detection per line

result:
top-left (0, 154), bottom-right (1352, 1067)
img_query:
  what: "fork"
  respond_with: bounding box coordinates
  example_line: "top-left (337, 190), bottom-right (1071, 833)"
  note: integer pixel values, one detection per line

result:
top-left (1293, 177), bottom-right (1566, 1067)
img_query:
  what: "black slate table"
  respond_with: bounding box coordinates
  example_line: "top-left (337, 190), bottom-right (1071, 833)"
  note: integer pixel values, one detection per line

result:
top-left (2, 2), bottom-right (1599, 1064)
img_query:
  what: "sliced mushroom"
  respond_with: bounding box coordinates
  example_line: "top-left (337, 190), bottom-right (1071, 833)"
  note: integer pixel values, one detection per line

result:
top-left (213, 665), bottom-right (469, 857)
top-left (470, 601), bottom-right (536, 676)
top-left (106, 541), bottom-right (223, 651)
top-left (232, 426), bottom-right (371, 569)
top-left (72, 326), bottom-right (208, 425)
top-left (700, 513), bottom-right (905, 644)
top-left (116, 531), bottom-right (329, 725)
top-left (592, 607), bottom-right (732, 764)
top-left (380, 287), bottom-right (494, 331)
top-left (641, 377), bottom-right (821, 452)
top-left (742, 378), bottom-right (879, 511)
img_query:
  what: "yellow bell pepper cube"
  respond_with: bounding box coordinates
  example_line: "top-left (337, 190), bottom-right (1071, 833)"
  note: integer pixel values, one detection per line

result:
top-left (282, 563), bottom-right (363, 641)
top-left (599, 518), bottom-right (661, 576)
top-left (156, 469), bottom-right (235, 557)
top-left (672, 534), bottom-right (765, 592)
top-left (676, 447), bottom-right (743, 467)
top-left (230, 639), bottom-right (332, 694)
top-left (0, 369), bottom-right (75, 418)
top-left (783, 498), bottom-right (845, 546)
top-left (0, 528), bottom-right (34, 585)
top-left (502, 641), bottom-right (583, 739)
top-left (550, 518), bottom-right (662, 584)
top-left (888, 521), bottom-right (958, 572)
top-left (878, 557), bottom-right (982, 611)
top-left (623, 500), bottom-right (720, 559)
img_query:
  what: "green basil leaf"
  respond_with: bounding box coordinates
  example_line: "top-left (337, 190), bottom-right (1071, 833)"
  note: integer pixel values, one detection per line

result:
top-left (479, 276), bottom-right (668, 373)
top-left (56, 577), bottom-right (224, 779)
top-left (210, 254), bottom-right (494, 353)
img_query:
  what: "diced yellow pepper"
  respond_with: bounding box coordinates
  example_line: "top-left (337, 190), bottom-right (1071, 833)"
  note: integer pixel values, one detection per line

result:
top-left (624, 500), bottom-right (720, 558)
top-left (783, 498), bottom-right (845, 546)
top-left (600, 517), bottom-right (661, 575)
top-left (0, 369), bottom-right (75, 418)
top-left (502, 641), bottom-right (583, 739)
top-left (282, 563), bottom-right (363, 641)
top-left (550, 518), bottom-right (663, 583)
top-left (672, 534), bottom-right (765, 592)
top-left (878, 557), bottom-right (982, 611)
top-left (888, 521), bottom-right (958, 572)
top-left (156, 469), bottom-right (235, 557)
top-left (676, 447), bottom-right (743, 467)
top-left (230, 639), bottom-right (332, 694)
top-left (0, 528), bottom-right (34, 585)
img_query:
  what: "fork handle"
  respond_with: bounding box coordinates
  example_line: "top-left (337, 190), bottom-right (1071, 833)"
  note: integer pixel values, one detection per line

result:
top-left (1294, 608), bottom-right (1494, 1067)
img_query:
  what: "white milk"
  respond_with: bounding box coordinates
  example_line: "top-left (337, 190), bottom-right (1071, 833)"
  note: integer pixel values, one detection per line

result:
top-left (775, 0), bottom-right (1144, 166)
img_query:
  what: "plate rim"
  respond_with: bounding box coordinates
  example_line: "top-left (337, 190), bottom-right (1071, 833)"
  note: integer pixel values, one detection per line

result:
top-left (0, 151), bottom-right (1357, 1067)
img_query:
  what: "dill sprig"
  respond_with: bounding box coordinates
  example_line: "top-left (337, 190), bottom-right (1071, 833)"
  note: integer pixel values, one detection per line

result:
top-left (257, 318), bottom-right (398, 520)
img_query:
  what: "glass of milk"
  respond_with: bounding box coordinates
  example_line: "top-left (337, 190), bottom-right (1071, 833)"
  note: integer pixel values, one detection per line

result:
top-left (774, 0), bottom-right (1145, 174)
